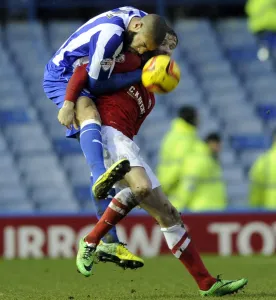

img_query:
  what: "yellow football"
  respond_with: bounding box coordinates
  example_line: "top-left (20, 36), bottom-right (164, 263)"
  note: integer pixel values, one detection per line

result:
top-left (142, 55), bottom-right (181, 94)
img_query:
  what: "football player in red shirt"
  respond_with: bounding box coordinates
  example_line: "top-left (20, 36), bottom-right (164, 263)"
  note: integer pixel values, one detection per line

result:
top-left (67, 32), bottom-right (248, 296)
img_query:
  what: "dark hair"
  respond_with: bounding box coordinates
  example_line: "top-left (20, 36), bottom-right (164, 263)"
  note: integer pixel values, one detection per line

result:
top-left (178, 106), bottom-right (197, 125)
top-left (166, 28), bottom-right (179, 46)
top-left (205, 133), bottom-right (221, 143)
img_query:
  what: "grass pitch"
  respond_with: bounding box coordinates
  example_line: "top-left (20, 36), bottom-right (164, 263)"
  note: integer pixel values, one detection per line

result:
top-left (0, 256), bottom-right (275, 300)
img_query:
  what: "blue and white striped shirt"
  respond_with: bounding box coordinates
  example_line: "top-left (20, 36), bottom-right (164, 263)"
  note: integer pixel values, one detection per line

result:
top-left (50, 6), bottom-right (146, 81)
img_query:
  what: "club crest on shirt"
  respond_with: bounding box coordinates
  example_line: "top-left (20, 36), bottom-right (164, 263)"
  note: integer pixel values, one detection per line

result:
top-left (100, 58), bottom-right (113, 71)
top-left (115, 54), bottom-right (125, 63)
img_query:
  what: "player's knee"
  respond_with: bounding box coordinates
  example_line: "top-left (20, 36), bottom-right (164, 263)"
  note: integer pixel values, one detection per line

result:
top-left (75, 96), bottom-right (101, 124)
top-left (132, 182), bottom-right (152, 200)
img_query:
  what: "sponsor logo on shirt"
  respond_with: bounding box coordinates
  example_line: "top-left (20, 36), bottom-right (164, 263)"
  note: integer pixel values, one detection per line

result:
top-left (100, 58), bottom-right (113, 71)
top-left (127, 86), bottom-right (145, 117)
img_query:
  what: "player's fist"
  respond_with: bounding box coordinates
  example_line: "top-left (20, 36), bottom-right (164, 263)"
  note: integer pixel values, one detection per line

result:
top-left (58, 101), bottom-right (79, 129)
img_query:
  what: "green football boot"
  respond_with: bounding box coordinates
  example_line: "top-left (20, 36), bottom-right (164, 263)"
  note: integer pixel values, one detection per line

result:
top-left (199, 276), bottom-right (248, 297)
top-left (76, 238), bottom-right (96, 277)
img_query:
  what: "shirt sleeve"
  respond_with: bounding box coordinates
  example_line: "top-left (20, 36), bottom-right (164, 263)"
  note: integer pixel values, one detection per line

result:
top-left (87, 30), bottom-right (123, 82)
top-left (65, 64), bottom-right (88, 102)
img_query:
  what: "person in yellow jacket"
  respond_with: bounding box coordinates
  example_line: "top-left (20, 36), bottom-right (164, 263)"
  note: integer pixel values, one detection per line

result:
top-left (249, 133), bottom-right (276, 208)
top-left (246, 0), bottom-right (276, 61)
top-left (157, 106), bottom-right (201, 196)
top-left (170, 133), bottom-right (227, 212)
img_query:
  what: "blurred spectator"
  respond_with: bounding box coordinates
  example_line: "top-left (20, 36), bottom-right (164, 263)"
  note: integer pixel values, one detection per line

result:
top-left (157, 106), bottom-right (201, 196)
top-left (246, 0), bottom-right (276, 61)
top-left (169, 133), bottom-right (227, 212)
top-left (249, 129), bottom-right (276, 208)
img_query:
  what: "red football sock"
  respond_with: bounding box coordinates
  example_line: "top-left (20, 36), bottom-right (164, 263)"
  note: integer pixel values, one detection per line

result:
top-left (178, 241), bottom-right (216, 291)
top-left (85, 198), bottom-right (130, 244)
top-left (162, 224), bottom-right (216, 291)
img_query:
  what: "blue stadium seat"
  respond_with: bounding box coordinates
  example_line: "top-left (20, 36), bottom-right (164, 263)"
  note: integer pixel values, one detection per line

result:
top-left (175, 19), bottom-right (211, 31)
top-left (196, 61), bottom-right (233, 78)
top-left (231, 135), bottom-right (271, 150)
top-left (202, 77), bottom-right (240, 93)
top-left (208, 90), bottom-right (246, 107)
top-left (227, 182), bottom-right (249, 208)
top-left (74, 185), bottom-right (91, 203)
top-left (0, 185), bottom-right (28, 205)
top-left (30, 186), bottom-right (74, 205)
top-left (5, 124), bottom-right (52, 154)
top-left (53, 138), bottom-right (82, 155)
top-left (220, 150), bottom-right (236, 166)
top-left (23, 168), bottom-right (69, 188)
top-left (169, 90), bottom-right (203, 110)
top-left (0, 168), bottom-right (21, 186)
top-left (6, 21), bottom-right (44, 40)
top-left (0, 201), bottom-right (34, 212)
top-left (220, 33), bottom-right (256, 49)
top-left (216, 19), bottom-right (248, 33)
top-left (62, 154), bottom-right (91, 185)
top-left (226, 119), bottom-right (263, 135)
top-left (0, 108), bottom-right (35, 125)
top-left (18, 154), bottom-right (59, 172)
top-left (0, 134), bottom-right (7, 153)
top-left (237, 60), bottom-right (273, 77)
top-left (38, 200), bottom-right (79, 212)
top-left (223, 166), bottom-right (244, 182)
top-left (257, 104), bottom-right (276, 120)
top-left (227, 47), bottom-right (258, 62)
top-left (251, 91), bottom-right (276, 104)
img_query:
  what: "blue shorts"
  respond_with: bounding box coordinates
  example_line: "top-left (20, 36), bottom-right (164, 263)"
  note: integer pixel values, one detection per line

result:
top-left (43, 61), bottom-right (95, 138)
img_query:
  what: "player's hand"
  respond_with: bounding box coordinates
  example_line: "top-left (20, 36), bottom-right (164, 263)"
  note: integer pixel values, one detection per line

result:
top-left (58, 101), bottom-right (79, 130)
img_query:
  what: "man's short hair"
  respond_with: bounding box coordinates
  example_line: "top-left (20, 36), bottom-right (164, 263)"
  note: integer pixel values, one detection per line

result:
top-left (205, 132), bottom-right (221, 143)
top-left (141, 14), bottom-right (167, 47)
top-left (178, 106), bottom-right (197, 125)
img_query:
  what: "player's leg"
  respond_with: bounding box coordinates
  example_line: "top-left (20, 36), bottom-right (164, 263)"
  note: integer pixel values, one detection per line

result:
top-left (90, 178), bottom-right (119, 244)
top-left (139, 186), bottom-right (248, 296)
top-left (76, 185), bottom-right (143, 276)
top-left (75, 96), bottom-right (130, 199)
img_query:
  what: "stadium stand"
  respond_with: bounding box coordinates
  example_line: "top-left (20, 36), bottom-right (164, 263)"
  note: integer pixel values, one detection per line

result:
top-left (0, 18), bottom-right (273, 212)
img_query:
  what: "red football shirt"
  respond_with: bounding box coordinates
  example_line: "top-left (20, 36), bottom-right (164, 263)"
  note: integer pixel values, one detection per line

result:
top-left (66, 52), bottom-right (155, 139)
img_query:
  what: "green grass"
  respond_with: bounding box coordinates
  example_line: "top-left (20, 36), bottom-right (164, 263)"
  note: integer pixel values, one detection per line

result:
top-left (0, 256), bottom-right (275, 300)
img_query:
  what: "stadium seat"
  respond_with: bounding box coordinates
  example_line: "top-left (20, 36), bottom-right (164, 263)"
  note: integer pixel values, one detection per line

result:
top-left (227, 182), bottom-right (249, 208)
top-left (0, 185), bottom-right (28, 205)
top-left (17, 154), bottom-right (59, 171)
top-left (220, 150), bottom-right (236, 166)
top-left (231, 134), bottom-right (271, 151)
top-left (223, 166), bottom-right (244, 183)
top-left (53, 138), bottom-right (82, 155)
top-left (30, 186), bottom-right (75, 205)
top-left (38, 200), bottom-right (80, 212)
top-left (74, 185), bottom-right (91, 204)
top-left (0, 108), bottom-right (36, 125)
top-left (0, 201), bottom-right (34, 212)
